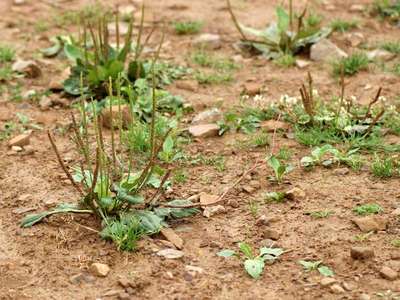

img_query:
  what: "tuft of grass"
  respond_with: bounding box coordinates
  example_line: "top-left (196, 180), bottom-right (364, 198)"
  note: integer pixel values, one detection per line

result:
top-left (251, 130), bottom-right (270, 147)
top-left (330, 19), bottom-right (359, 32)
top-left (372, 0), bottom-right (400, 23)
top-left (381, 40), bottom-right (400, 54)
top-left (332, 53), bottom-right (369, 77)
top-left (173, 21), bottom-right (203, 35)
top-left (0, 45), bottom-right (15, 63)
top-left (191, 50), bottom-right (238, 71)
top-left (195, 71), bottom-right (233, 84)
top-left (0, 66), bottom-right (13, 81)
top-left (393, 63), bottom-right (400, 76)
top-left (370, 154), bottom-right (396, 177)
top-left (274, 54), bottom-right (296, 68)
top-left (353, 203), bottom-right (383, 216)
top-left (391, 239), bottom-right (400, 247)
top-left (306, 210), bottom-right (333, 219)
top-left (276, 146), bottom-right (293, 161)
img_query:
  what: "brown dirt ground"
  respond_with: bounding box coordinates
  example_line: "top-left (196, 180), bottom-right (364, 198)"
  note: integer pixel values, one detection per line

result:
top-left (1, 0), bottom-right (400, 299)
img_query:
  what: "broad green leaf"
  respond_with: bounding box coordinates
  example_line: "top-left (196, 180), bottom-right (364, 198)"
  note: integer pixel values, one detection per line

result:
top-left (299, 260), bottom-right (322, 272)
top-left (134, 210), bottom-right (163, 234)
top-left (260, 247), bottom-right (284, 259)
top-left (108, 60), bottom-right (124, 79)
top-left (41, 38), bottom-right (62, 57)
top-left (276, 6), bottom-right (290, 33)
top-left (153, 200), bottom-right (200, 219)
top-left (318, 265), bottom-right (334, 277)
top-left (244, 258), bottom-right (265, 279)
top-left (217, 249), bottom-right (236, 258)
top-left (20, 204), bottom-right (92, 228)
top-left (300, 156), bottom-right (314, 167)
top-left (238, 242), bottom-right (253, 259)
top-left (163, 136), bottom-right (174, 154)
top-left (64, 44), bottom-right (83, 62)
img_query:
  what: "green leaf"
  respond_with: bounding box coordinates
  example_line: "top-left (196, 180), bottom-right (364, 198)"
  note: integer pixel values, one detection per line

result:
top-left (163, 135), bottom-right (174, 154)
top-left (238, 242), bottom-right (253, 259)
top-left (20, 204), bottom-right (92, 228)
top-left (108, 60), bottom-right (124, 79)
top-left (299, 260), bottom-right (322, 272)
top-left (217, 249), bottom-right (236, 258)
top-left (276, 6), bottom-right (290, 32)
top-left (134, 210), bottom-right (163, 234)
top-left (244, 258), bottom-right (265, 279)
top-left (153, 199), bottom-right (200, 219)
top-left (41, 38), bottom-right (62, 57)
top-left (300, 156), bottom-right (315, 167)
top-left (260, 247), bottom-right (284, 260)
top-left (64, 44), bottom-right (83, 62)
top-left (318, 265), bottom-right (334, 277)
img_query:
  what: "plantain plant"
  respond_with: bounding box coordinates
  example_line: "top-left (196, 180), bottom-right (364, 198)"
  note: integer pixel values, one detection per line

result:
top-left (21, 40), bottom-right (199, 251)
top-left (227, 0), bottom-right (331, 59)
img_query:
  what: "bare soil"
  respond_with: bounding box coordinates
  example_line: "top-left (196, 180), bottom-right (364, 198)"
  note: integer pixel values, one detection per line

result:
top-left (1, 0), bottom-right (400, 299)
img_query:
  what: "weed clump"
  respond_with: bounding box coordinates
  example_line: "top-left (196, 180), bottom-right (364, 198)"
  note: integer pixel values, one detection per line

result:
top-left (332, 53), bottom-right (369, 77)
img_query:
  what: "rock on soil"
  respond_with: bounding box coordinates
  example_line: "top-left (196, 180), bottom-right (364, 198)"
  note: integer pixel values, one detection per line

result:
top-left (263, 229), bottom-right (281, 241)
top-left (39, 96), bottom-right (53, 110)
top-left (352, 216), bottom-right (388, 232)
top-left (330, 284), bottom-right (345, 294)
top-left (320, 277), bottom-right (336, 286)
top-left (379, 266), bottom-right (398, 280)
top-left (350, 246), bottom-right (374, 260)
top-left (90, 263), bottom-right (111, 277)
top-left (8, 133), bottom-right (30, 147)
top-left (310, 39), bottom-right (347, 62)
top-left (192, 33), bottom-right (221, 49)
top-left (192, 108), bottom-right (222, 125)
top-left (242, 82), bottom-right (263, 96)
top-left (199, 193), bottom-right (219, 206)
top-left (160, 228), bottom-right (184, 250)
top-left (12, 60), bottom-right (41, 78)
top-left (296, 59), bottom-right (311, 68)
top-left (367, 49), bottom-right (396, 61)
top-left (157, 248), bottom-right (184, 259)
top-left (203, 205), bottom-right (225, 218)
top-left (101, 105), bottom-right (133, 129)
top-left (188, 124), bottom-right (219, 138)
top-left (285, 187), bottom-right (306, 201)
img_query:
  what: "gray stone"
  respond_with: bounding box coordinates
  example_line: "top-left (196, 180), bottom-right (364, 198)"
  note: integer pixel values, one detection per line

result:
top-left (192, 34), bottom-right (222, 50)
top-left (310, 39), bottom-right (347, 62)
top-left (188, 124), bottom-right (219, 138)
top-left (157, 248), bottom-right (184, 259)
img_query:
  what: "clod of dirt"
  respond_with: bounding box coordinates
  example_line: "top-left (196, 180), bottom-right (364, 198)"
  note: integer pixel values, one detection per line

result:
top-left (101, 105), bottom-right (133, 129)
top-left (12, 60), bottom-right (42, 78)
top-left (199, 193), bottom-right (219, 206)
top-left (191, 108), bottom-right (222, 125)
top-left (188, 123), bottom-right (219, 138)
top-left (11, 145), bottom-right (23, 152)
top-left (203, 205), bottom-right (225, 218)
top-left (392, 208), bottom-right (400, 216)
top-left (320, 277), bottom-right (337, 286)
top-left (185, 265), bottom-right (204, 277)
top-left (69, 273), bottom-right (96, 284)
top-left (39, 96), bottom-right (53, 111)
top-left (350, 246), bottom-right (375, 260)
top-left (285, 187), bottom-right (306, 201)
top-left (256, 215), bottom-right (281, 226)
top-left (379, 266), bottom-right (398, 281)
top-left (260, 120), bottom-right (289, 132)
top-left (295, 59), bottom-right (311, 69)
top-left (176, 80), bottom-right (199, 92)
top-left (345, 32), bottom-right (365, 47)
top-left (160, 228), bottom-right (184, 250)
top-left (192, 33), bottom-right (221, 50)
top-left (263, 228), bottom-right (281, 241)
top-left (349, 4), bottom-right (365, 12)
top-left (8, 133), bottom-right (30, 147)
top-left (330, 284), bottom-right (345, 294)
top-left (368, 49), bottom-right (396, 61)
top-left (157, 248), bottom-right (184, 259)
top-left (90, 263), bottom-right (111, 277)
top-left (242, 82), bottom-right (264, 96)
top-left (352, 216), bottom-right (388, 232)
top-left (310, 39), bottom-right (347, 62)
top-left (333, 168), bottom-right (349, 176)
top-left (13, 0), bottom-right (26, 5)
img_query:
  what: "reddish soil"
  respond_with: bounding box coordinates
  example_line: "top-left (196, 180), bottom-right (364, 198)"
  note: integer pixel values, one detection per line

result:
top-left (1, 0), bottom-right (400, 299)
